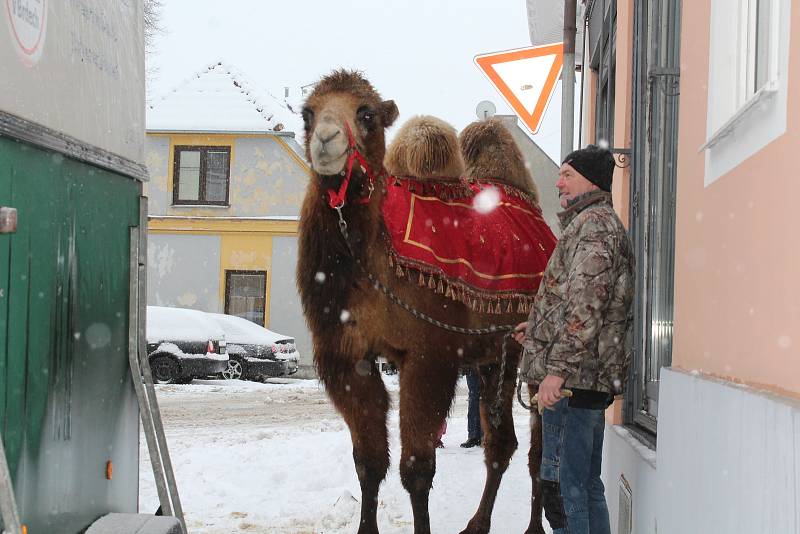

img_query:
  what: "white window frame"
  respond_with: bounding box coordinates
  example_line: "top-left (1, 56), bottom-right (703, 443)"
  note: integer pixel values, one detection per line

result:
top-left (702, 0), bottom-right (790, 186)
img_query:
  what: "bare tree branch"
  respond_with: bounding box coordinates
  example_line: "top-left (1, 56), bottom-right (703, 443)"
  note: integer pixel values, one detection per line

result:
top-left (144, 0), bottom-right (164, 88)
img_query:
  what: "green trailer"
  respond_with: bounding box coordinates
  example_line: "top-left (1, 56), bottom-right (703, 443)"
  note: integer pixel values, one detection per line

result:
top-left (0, 2), bottom-right (183, 533)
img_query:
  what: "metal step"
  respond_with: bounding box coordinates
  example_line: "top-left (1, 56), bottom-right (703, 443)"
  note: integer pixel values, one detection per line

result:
top-left (86, 513), bottom-right (181, 534)
top-left (129, 202), bottom-right (187, 534)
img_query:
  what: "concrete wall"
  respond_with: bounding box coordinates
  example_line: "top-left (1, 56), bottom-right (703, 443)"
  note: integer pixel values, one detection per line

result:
top-left (268, 236), bottom-right (313, 370)
top-left (147, 233), bottom-right (221, 311)
top-left (601, 426), bottom-right (658, 534)
top-left (602, 367), bottom-right (800, 534)
top-left (145, 135), bottom-right (171, 211)
top-left (657, 368), bottom-right (800, 533)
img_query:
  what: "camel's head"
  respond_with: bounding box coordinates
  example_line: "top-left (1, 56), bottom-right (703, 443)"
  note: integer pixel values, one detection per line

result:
top-left (385, 115), bottom-right (464, 179)
top-left (459, 118), bottom-right (539, 204)
top-left (302, 70), bottom-right (399, 177)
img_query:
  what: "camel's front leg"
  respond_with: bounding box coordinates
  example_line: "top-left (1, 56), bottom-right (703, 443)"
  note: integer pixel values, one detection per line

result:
top-left (526, 385), bottom-right (546, 534)
top-left (460, 345), bottom-right (521, 534)
top-left (398, 357), bottom-right (459, 534)
top-left (318, 351), bottom-right (389, 534)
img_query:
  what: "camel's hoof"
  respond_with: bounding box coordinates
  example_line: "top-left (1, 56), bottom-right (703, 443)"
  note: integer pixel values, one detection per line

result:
top-left (523, 526), bottom-right (548, 534)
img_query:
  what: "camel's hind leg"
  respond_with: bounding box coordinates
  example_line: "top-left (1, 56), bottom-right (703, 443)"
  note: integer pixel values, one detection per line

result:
top-left (398, 356), bottom-right (459, 534)
top-left (460, 346), bottom-right (521, 534)
top-left (525, 385), bottom-right (546, 534)
top-left (318, 351), bottom-right (390, 534)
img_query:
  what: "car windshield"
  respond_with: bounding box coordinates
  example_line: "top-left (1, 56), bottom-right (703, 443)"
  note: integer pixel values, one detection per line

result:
top-left (208, 313), bottom-right (291, 345)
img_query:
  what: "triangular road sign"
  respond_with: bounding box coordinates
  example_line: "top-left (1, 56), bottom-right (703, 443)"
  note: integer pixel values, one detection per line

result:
top-left (474, 43), bottom-right (564, 135)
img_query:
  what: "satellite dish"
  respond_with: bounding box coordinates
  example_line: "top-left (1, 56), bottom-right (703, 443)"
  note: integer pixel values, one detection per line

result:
top-left (476, 100), bottom-right (496, 120)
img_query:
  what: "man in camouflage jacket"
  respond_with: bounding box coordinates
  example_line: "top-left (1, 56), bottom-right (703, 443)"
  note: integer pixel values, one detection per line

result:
top-left (514, 145), bottom-right (634, 534)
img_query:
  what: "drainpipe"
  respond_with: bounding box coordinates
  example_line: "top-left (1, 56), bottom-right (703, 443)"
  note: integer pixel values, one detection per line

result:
top-left (578, 11), bottom-right (589, 149)
top-left (561, 0), bottom-right (578, 160)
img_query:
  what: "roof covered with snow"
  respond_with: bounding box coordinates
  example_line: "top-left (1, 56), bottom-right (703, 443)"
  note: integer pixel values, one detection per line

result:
top-left (147, 61), bottom-right (301, 134)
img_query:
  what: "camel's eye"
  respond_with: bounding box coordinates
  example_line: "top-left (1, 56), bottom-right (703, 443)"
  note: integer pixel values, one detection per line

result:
top-left (301, 107), bottom-right (314, 129)
top-left (357, 106), bottom-right (375, 127)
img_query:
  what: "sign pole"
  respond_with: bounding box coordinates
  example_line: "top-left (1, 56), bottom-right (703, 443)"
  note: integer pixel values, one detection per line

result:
top-left (561, 0), bottom-right (577, 160)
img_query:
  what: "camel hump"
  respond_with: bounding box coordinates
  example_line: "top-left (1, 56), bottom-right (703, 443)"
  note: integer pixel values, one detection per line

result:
top-left (385, 115), bottom-right (465, 180)
top-left (459, 119), bottom-right (539, 203)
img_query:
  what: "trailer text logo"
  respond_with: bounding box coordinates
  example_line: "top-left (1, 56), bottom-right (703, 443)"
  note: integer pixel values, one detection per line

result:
top-left (5, 0), bottom-right (47, 66)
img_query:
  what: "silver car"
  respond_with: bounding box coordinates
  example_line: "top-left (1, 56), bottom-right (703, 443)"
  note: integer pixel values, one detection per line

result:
top-left (209, 313), bottom-right (300, 381)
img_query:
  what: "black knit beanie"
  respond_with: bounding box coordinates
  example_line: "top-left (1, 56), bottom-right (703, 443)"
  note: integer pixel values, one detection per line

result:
top-left (562, 145), bottom-right (615, 192)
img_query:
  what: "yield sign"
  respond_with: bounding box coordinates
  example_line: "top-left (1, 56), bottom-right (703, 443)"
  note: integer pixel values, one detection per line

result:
top-left (474, 43), bottom-right (564, 135)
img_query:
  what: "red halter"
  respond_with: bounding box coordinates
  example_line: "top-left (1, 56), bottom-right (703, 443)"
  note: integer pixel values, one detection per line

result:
top-left (325, 122), bottom-right (380, 209)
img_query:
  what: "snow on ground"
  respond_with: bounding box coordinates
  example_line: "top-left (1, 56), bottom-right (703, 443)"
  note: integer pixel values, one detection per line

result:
top-left (139, 375), bottom-right (552, 533)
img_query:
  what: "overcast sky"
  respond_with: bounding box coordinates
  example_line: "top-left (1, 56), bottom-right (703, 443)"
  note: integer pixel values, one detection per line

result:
top-left (147, 0), bottom-right (563, 162)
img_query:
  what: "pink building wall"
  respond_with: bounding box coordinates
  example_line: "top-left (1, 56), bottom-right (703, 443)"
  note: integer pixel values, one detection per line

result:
top-left (673, 1), bottom-right (800, 396)
top-left (610, 0), bottom-right (633, 229)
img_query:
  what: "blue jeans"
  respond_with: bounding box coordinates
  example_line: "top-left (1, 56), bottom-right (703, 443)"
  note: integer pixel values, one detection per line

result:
top-left (465, 369), bottom-right (482, 440)
top-left (540, 398), bottom-right (610, 534)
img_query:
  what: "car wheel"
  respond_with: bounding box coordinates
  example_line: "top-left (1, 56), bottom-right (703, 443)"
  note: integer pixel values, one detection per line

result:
top-left (150, 356), bottom-right (180, 383)
top-left (221, 358), bottom-right (243, 380)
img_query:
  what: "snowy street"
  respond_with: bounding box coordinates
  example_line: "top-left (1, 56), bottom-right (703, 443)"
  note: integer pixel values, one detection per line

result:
top-left (139, 376), bottom-right (552, 534)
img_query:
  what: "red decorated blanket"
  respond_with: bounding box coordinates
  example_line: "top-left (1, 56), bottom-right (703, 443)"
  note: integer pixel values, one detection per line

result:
top-left (381, 177), bottom-right (557, 314)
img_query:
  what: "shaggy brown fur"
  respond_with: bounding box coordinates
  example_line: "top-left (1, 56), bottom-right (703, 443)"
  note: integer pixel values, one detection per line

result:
top-left (459, 118), bottom-right (540, 205)
top-left (297, 70), bottom-right (544, 534)
top-left (385, 115), bottom-right (465, 179)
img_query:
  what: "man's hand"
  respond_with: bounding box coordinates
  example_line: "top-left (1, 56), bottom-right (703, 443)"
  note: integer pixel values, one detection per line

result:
top-left (537, 374), bottom-right (566, 409)
top-left (513, 322), bottom-right (528, 344)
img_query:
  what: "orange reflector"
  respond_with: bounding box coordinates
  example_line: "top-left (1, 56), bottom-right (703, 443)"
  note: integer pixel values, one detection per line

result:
top-left (106, 460), bottom-right (113, 480)
top-left (22, 525), bottom-right (27, 534)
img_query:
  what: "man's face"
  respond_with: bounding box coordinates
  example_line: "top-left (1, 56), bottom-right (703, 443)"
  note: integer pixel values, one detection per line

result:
top-left (556, 163), bottom-right (598, 209)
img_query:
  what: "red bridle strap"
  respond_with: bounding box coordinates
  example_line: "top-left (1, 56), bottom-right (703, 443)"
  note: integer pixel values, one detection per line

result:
top-left (325, 122), bottom-right (379, 209)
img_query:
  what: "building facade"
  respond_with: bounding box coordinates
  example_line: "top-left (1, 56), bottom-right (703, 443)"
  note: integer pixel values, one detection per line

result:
top-left (530, 1), bottom-right (800, 532)
top-left (144, 62), bottom-right (314, 371)
top-left (495, 114), bottom-right (562, 233)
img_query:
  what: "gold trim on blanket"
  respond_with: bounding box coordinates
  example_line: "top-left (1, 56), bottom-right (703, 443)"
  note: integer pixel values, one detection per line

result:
top-left (402, 194), bottom-right (545, 281)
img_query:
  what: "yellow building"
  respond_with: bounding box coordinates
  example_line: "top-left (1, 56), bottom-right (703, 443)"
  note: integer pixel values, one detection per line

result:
top-left (144, 61), bottom-right (312, 369)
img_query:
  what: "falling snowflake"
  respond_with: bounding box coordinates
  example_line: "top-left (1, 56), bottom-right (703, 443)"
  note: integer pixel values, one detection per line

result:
top-left (86, 323), bottom-right (112, 349)
top-left (315, 271), bottom-right (326, 283)
top-left (473, 187), bottom-right (501, 214)
top-left (355, 360), bottom-right (372, 376)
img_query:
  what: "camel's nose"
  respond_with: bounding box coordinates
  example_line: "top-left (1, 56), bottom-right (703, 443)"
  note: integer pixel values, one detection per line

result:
top-left (316, 129), bottom-right (340, 145)
top-left (314, 122), bottom-right (342, 151)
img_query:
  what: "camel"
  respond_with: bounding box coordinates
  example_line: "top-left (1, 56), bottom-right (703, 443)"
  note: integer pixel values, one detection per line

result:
top-left (296, 70), bottom-right (554, 534)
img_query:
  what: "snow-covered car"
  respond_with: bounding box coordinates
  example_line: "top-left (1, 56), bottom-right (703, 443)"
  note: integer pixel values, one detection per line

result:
top-left (146, 306), bottom-right (229, 384)
top-left (208, 313), bottom-right (300, 380)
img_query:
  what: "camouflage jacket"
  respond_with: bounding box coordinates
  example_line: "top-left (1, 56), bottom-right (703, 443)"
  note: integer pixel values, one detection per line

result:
top-left (520, 190), bottom-right (635, 394)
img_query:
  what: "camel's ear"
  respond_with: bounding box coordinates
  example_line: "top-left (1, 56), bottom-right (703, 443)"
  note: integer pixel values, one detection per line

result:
top-left (381, 100), bottom-right (399, 127)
